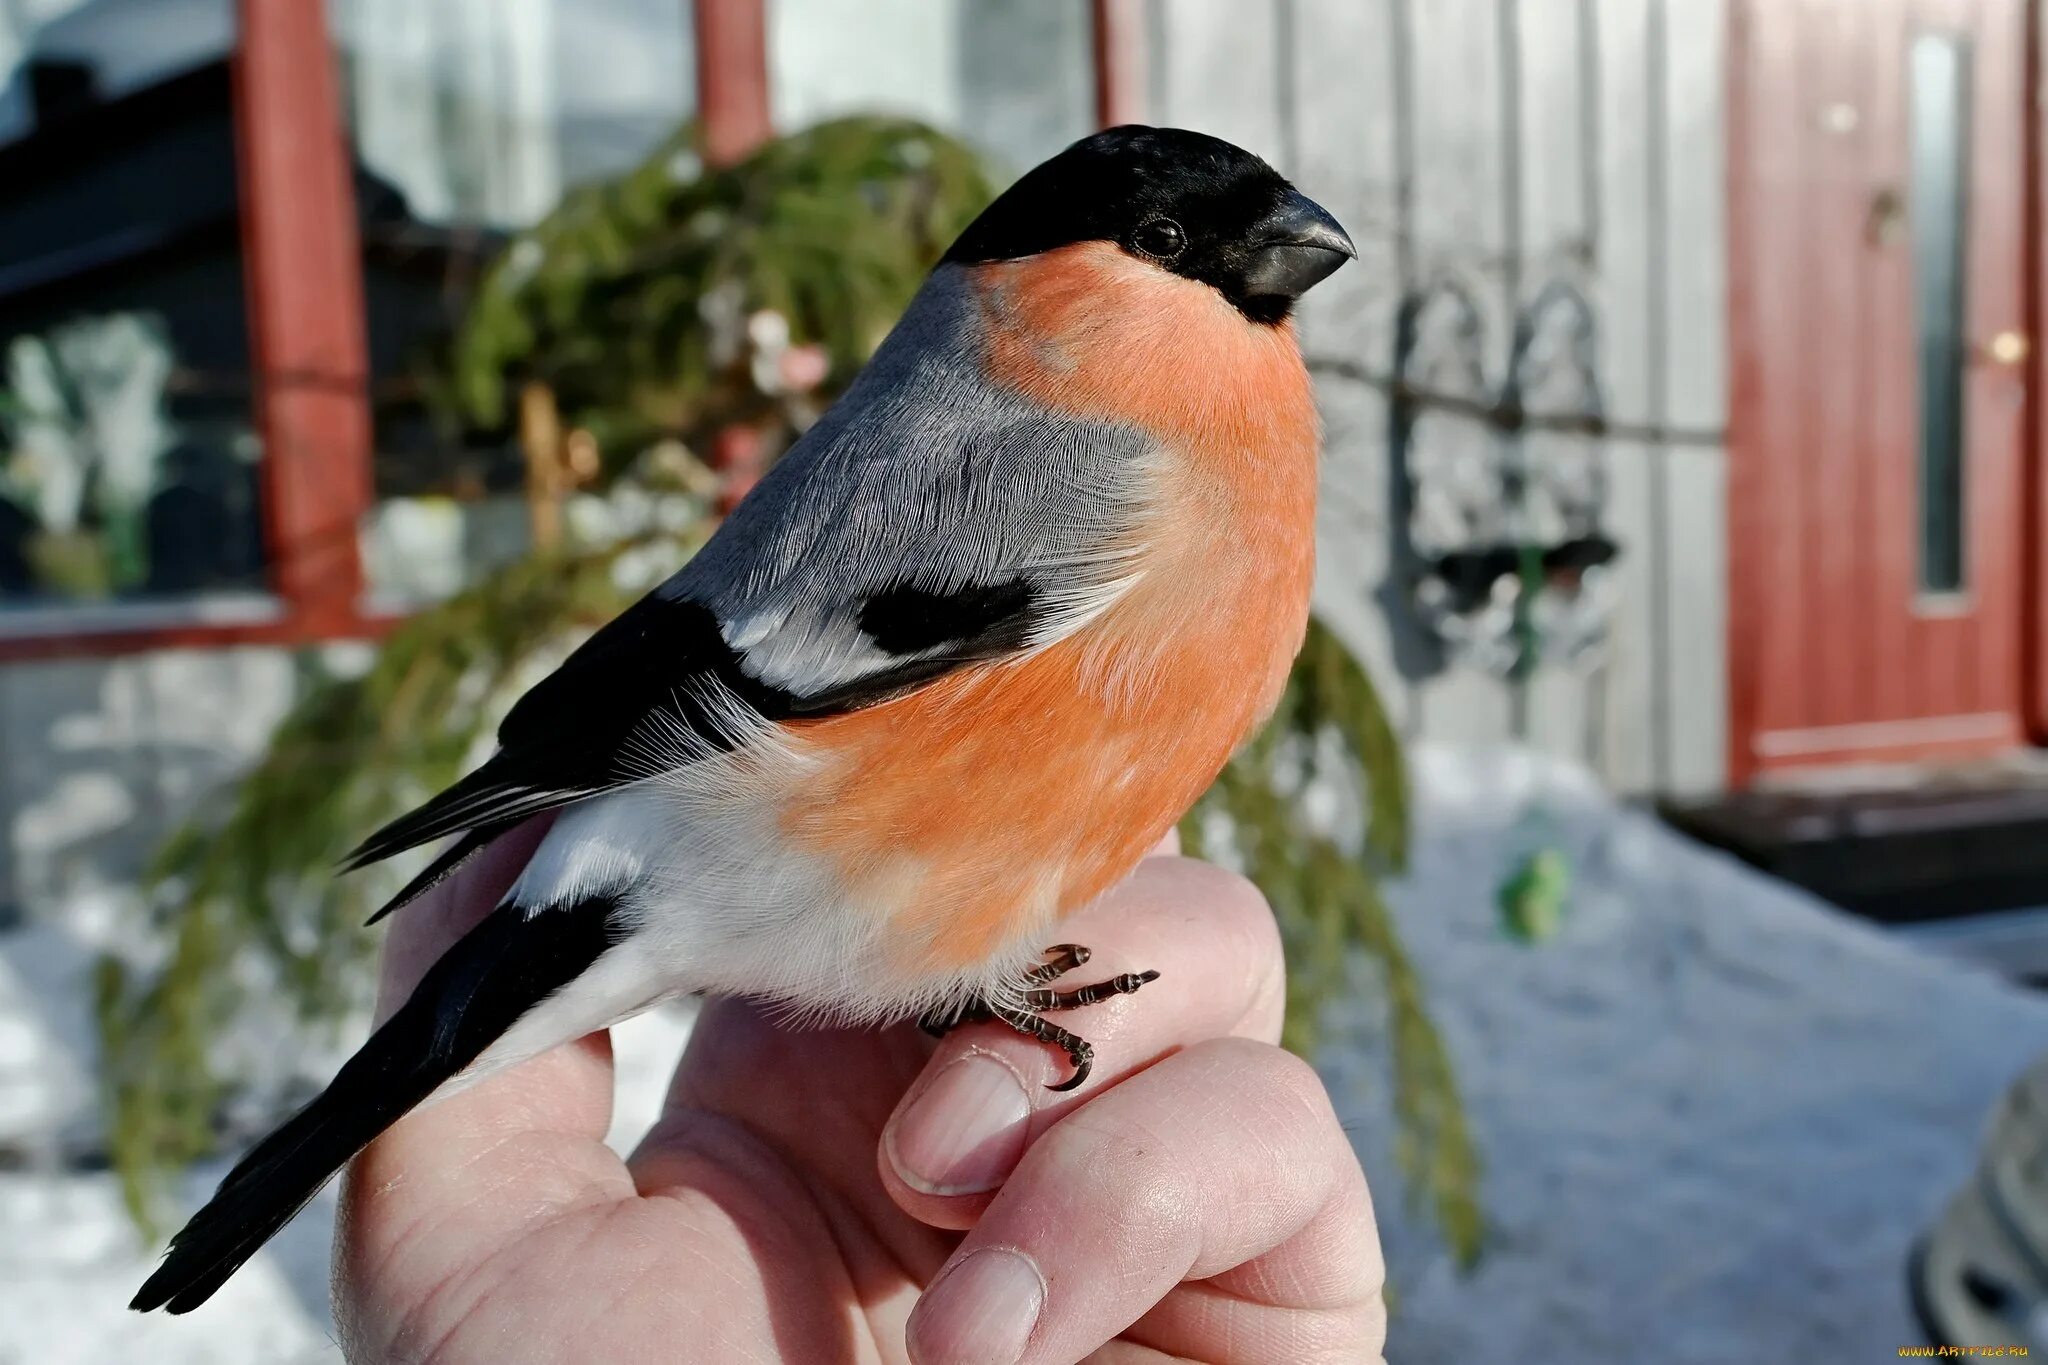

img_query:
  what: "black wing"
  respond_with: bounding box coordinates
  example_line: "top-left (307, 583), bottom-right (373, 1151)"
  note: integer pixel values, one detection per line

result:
top-left (342, 580), bottom-right (1045, 876)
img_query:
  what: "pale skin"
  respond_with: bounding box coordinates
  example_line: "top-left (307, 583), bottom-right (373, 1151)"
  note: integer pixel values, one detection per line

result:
top-left (333, 820), bottom-right (1387, 1364)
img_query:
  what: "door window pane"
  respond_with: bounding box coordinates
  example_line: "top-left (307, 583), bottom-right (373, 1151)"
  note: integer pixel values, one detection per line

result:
top-left (1909, 31), bottom-right (1970, 594)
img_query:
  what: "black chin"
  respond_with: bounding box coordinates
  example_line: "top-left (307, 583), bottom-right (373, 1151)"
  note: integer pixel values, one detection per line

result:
top-left (1236, 293), bottom-right (1298, 325)
top-left (1226, 189), bottom-right (1355, 322)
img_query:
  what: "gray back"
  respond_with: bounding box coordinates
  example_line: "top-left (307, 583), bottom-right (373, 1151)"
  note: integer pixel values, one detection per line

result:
top-left (666, 266), bottom-right (1158, 694)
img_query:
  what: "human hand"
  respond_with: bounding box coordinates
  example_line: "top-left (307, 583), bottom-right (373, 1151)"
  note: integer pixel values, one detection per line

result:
top-left (332, 823), bottom-right (1386, 1363)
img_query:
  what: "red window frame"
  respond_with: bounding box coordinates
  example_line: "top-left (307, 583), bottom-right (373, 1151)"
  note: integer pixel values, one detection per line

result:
top-left (0, 0), bottom-right (381, 663)
top-left (1092, 0), bottom-right (1148, 128)
top-left (1, 0), bottom-right (1143, 665)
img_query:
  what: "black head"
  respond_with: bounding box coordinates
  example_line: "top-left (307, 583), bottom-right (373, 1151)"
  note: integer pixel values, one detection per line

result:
top-left (943, 125), bottom-right (1355, 324)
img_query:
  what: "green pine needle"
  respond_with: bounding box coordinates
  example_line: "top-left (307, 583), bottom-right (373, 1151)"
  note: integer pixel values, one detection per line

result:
top-left (1182, 618), bottom-right (1482, 1266)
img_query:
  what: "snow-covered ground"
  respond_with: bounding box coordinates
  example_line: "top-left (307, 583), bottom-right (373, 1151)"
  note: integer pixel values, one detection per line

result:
top-left (3, 744), bottom-right (2045, 1362)
top-left (1336, 748), bottom-right (2048, 1362)
top-left (0, 934), bottom-right (696, 1365)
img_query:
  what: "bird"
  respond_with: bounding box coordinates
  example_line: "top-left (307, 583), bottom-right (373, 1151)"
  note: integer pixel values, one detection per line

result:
top-left (130, 124), bottom-right (1355, 1315)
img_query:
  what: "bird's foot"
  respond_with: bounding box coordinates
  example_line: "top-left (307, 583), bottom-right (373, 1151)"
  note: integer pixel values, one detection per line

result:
top-left (918, 944), bottom-right (1160, 1092)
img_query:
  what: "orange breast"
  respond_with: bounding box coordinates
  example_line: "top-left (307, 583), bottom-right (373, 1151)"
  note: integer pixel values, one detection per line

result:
top-left (781, 244), bottom-right (1320, 978)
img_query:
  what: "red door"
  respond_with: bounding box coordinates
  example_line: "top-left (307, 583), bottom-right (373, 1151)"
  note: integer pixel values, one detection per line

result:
top-left (1728, 0), bottom-right (2031, 782)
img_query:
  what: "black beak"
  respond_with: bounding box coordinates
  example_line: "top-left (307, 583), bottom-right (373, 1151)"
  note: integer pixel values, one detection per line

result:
top-left (1240, 190), bottom-right (1356, 302)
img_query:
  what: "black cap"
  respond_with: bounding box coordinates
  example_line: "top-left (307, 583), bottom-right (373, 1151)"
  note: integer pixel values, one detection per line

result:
top-left (946, 125), bottom-right (1355, 323)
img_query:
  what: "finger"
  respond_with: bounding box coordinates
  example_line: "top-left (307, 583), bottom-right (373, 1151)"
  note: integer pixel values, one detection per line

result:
top-left (880, 857), bottom-right (1285, 1226)
top-left (336, 817), bottom-right (634, 1328)
top-left (905, 1038), bottom-right (1385, 1365)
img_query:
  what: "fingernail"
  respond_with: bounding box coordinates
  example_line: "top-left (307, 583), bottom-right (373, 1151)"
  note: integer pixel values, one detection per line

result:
top-left (887, 1054), bottom-right (1032, 1195)
top-left (908, 1247), bottom-right (1045, 1365)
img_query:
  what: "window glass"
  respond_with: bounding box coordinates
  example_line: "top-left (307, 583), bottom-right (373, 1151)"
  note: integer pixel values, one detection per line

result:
top-left (0, 0), bottom-right (262, 609)
top-left (769, 0), bottom-right (1093, 179)
top-left (329, 0), bottom-right (696, 230)
top-left (0, 0), bottom-right (235, 144)
top-left (325, 0), bottom-right (698, 607)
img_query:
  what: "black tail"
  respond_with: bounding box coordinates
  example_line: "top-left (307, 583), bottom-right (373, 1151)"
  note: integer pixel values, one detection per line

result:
top-left (131, 897), bottom-right (621, 1314)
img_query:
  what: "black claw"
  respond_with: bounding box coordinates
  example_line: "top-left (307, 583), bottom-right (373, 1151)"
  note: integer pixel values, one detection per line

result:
top-left (938, 945), bottom-right (1160, 1093)
top-left (1048, 1042), bottom-right (1093, 1092)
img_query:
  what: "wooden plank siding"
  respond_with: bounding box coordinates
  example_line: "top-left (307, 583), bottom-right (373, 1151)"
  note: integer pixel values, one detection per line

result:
top-left (1516, 0), bottom-right (1601, 767)
top-left (1659, 0), bottom-right (1731, 788)
top-left (1596, 0), bottom-right (1664, 791)
top-left (1150, 0), bottom-right (1731, 794)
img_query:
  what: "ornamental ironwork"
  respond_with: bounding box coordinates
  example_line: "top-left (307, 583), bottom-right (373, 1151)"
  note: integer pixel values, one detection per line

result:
top-left (1390, 276), bottom-right (1619, 677)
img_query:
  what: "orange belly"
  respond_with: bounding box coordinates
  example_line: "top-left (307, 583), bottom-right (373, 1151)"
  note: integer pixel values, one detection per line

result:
top-left (781, 242), bottom-right (1321, 979)
top-left (779, 577), bottom-right (1304, 974)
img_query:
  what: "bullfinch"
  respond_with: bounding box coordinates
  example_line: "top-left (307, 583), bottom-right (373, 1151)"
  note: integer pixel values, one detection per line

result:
top-left (132, 124), bottom-right (1354, 1314)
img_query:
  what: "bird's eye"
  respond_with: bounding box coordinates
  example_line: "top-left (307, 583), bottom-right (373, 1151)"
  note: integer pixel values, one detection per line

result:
top-left (1131, 217), bottom-right (1186, 261)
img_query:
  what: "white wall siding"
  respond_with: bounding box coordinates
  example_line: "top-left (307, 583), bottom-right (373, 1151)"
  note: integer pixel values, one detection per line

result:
top-left (1154, 0), bottom-right (1731, 794)
top-left (1658, 0), bottom-right (1730, 789)
top-left (1593, 0), bottom-right (1666, 792)
top-left (1146, 0), bottom-right (1287, 156)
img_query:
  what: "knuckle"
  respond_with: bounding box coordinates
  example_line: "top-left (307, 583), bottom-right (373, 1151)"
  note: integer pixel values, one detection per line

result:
top-left (1247, 1039), bottom-right (1338, 1118)
top-left (1218, 871), bottom-right (1287, 962)
top-left (1168, 860), bottom-right (1286, 966)
top-left (1195, 862), bottom-right (1278, 928)
top-left (1035, 1112), bottom-right (1193, 1229)
top-left (1193, 1034), bottom-right (1332, 1114)
top-left (1291, 1304), bottom-right (1389, 1365)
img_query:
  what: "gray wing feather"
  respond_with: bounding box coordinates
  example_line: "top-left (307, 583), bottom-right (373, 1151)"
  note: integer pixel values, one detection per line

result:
top-left (670, 266), bottom-right (1155, 695)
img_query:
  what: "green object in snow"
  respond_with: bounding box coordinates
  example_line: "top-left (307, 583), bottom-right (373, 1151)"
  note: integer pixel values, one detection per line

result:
top-left (1499, 847), bottom-right (1570, 943)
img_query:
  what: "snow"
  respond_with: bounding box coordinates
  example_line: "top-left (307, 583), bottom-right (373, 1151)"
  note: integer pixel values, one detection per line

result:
top-left (0, 925), bottom-right (696, 1365)
top-left (2, 744), bottom-right (2045, 1361)
top-left (0, 922), bottom-right (95, 1152)
top-left (0, 1169), bottom-right (342, 1365)
top-left (1329, 747), bottom-right (2048, 1362)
